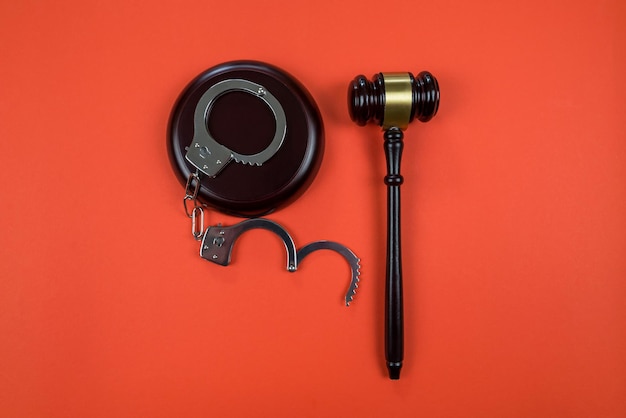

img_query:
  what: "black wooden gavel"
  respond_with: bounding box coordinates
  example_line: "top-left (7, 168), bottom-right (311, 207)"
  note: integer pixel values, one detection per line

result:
top-left (348, 71), bottom-right (439, 379)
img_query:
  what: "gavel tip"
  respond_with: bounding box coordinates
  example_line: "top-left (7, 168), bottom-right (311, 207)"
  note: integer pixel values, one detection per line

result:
top-left (387, 362), bottom-right (402, 380)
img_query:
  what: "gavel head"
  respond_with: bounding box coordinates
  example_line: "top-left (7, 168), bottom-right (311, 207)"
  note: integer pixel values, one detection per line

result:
top-left (348, 71), bottom-right (440, 130)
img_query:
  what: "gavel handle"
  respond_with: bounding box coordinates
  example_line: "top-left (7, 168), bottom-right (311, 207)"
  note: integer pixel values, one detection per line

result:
top-left (384, 127), bottom-right (404, 380)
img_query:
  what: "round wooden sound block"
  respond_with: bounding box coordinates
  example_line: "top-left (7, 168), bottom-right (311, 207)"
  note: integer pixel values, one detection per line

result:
top-left (168, 61), bottom-right (324, 216)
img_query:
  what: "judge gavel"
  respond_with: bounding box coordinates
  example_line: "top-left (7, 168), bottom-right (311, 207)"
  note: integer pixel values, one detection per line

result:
top-left (348, 71), bottom-right (439, 379)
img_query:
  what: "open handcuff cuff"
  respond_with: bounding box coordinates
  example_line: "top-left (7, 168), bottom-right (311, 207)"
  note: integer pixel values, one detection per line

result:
top-left (168, 62), bottom-right (360, 306)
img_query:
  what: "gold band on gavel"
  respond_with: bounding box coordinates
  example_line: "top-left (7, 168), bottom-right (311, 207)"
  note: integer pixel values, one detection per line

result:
top-left (381, 73), bottom-right (413, 130)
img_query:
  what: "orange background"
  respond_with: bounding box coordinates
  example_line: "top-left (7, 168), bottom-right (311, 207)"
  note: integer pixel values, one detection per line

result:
top-left (1, 0), bottom-right (625, 416)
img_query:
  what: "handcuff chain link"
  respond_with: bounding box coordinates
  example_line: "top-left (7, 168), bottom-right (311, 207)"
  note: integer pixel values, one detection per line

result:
top-left (183, 171), bottom-right (205, 241)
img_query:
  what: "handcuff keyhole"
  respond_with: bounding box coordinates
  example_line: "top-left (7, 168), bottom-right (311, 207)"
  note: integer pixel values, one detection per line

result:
top-left (198, 146), bottom-right (211, 157)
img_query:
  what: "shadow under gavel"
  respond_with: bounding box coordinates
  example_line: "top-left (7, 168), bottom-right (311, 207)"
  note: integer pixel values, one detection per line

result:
top-left (348, 71), bottom-right (440, 379)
